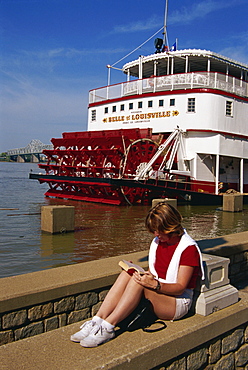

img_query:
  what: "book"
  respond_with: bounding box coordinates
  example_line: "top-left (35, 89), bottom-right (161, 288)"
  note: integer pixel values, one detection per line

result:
top-left (118, 260), bottom-right (145, 275)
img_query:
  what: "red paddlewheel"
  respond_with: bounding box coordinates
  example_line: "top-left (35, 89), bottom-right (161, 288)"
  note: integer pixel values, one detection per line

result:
top-left (121, 138), bottom-right (159, 178)
top-left (118, 138), bottom-right (160, 204)
top-left (119, 186), bottom-right (146, 205)
top-left (43, 180), bottom-right (126, 205)
top-left (37, 128), bottom-right (167, 205)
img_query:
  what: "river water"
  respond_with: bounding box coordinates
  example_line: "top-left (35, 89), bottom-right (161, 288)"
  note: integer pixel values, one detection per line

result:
top-left (0, 162), bottom-right (248, 278)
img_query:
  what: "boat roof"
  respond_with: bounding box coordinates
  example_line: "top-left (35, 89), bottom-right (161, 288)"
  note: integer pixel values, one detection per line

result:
top-left (122, 49), bottom-right (248, 80)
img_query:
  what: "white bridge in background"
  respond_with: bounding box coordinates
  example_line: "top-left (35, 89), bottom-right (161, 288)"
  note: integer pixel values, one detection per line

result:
top-left (7, 140), bottom-right (53, 155)
top-left (7, 140), bottom-right (53, 162)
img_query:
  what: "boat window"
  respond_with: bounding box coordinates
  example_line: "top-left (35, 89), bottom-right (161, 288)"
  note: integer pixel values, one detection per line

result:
top-left (226, 101), bottom-right (233, 117)
top-left (187, 98), bottom-right (195, 113)
top-left (159, 100), bottom-right (164, 107)
top-left (91, 110), bottom-right (96, 121)
top-left (170, 99), bottom-right (175, 106)
top-left (104, 107), bottom-right (108, 114)
top-left (148, 100), bottom-right (153, 108)
top-left (138, 101), bottom-right (143, 108)
top-left (120, 104), bottom-right (125, 111)
top-left (112, 106), bottom-right (116, 113)
top-left (129, 103), bottom-right (133, 110)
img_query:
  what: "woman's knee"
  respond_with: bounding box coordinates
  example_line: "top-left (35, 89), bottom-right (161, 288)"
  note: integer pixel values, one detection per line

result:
top-left (116, 270), bottom-right (132, 283)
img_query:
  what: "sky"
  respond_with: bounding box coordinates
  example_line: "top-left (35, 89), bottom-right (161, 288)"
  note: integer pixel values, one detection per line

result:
top-left (0, 0), bottom-right (248, 153)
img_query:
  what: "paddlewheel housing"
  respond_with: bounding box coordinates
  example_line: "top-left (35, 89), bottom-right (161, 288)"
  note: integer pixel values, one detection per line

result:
top-left (36, 128), bottom-right (176, 205)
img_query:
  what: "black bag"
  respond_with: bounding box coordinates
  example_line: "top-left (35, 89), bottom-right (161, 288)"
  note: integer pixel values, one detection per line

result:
top-left (119, 298), bottom-right (166, 333)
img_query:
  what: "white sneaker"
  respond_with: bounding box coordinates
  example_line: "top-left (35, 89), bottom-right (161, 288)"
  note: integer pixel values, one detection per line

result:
top-left (70, 320), bottom-right (98, 342)
top-left (80, 325), bottom-right (115, 347)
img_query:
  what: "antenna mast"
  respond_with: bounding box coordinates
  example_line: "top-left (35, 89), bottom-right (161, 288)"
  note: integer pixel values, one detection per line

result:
top-left (163, 0), bottom-right (169, 48)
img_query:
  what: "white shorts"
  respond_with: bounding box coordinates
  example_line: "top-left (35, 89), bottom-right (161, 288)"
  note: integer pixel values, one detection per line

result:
top-left (172, 289), bottom-right (194, 321)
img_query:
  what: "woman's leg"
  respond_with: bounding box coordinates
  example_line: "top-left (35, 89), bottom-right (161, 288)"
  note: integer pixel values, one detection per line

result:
top-left (96, 271), bottom-right (132, 320)
top-left (80, 274), bottom-right (144, 347)
top-left (98, 272), bottom-right (176, 324)
top-left (104, 277), bottom-right (144, 326)
top-left (71, 272), bottom-right (139, 345)
top-left (144, 289), bottom-right (176, 320)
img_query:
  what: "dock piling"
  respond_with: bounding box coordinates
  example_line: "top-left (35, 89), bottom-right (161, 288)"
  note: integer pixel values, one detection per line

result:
top-left (223, 194), bottom-right (243, 212)
top-left (152, 198), bottom-right (177, 208)
top-left (41, 205), bottom-right (75, 234)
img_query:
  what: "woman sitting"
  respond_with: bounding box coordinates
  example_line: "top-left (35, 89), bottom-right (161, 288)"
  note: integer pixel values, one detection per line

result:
top-left (70, 202), bottom-right (204, 347)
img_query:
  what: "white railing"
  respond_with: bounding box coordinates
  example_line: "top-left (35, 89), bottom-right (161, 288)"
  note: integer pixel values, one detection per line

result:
top-left (89, 72), bottom-right (247, 104)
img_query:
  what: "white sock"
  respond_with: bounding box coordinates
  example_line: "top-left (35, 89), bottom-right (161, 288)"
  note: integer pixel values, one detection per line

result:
top-left (92, 315), bottom-right (103, 325)
top-left (101, 319), bottom-right (115, 331)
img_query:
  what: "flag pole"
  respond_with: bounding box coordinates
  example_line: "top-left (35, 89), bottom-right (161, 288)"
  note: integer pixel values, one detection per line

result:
top-left (163, 0), bottom-right (169, 49)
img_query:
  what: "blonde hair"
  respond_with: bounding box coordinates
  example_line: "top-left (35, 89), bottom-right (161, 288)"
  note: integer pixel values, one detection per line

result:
top-left (145, 202), bottom-right (184, 236)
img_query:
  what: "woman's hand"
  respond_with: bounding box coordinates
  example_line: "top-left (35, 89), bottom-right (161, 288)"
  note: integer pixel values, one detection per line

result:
top-left (133, 265), bottom-right (195, 295)
top-left (133, 271), bottom-right (157, 290)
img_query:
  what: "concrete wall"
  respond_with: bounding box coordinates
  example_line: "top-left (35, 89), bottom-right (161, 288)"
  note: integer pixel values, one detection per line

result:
top-left (0, 232), bottom-right (247, 369)
top-left (0, 232), bottom-right (247, 347)
top-left (0, 251), bottom-right (143, 346)
top-left (153, 324), bottom-right (248, 369)
top-left (198, 230), bottom-right (248, 286)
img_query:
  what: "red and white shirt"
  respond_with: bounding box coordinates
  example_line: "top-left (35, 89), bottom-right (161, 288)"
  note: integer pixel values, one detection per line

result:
top-left (154, 241), bottom-right (200, 289)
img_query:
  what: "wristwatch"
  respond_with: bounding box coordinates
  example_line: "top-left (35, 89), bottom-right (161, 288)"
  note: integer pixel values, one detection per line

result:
top-left (154, 279), bottom-right (161, 291)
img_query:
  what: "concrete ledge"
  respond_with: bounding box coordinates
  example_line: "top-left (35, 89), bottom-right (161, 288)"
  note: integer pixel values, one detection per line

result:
top-left (0, 251), bottom-right (149, 313)
top-left (0, 290), bottom-right (247, 370)
top-left (1, 231), bottom-right (247, 314)
top-left (198, 230), bottom-right (248, 257)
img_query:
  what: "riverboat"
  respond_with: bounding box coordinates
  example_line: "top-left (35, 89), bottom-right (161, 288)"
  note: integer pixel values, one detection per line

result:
top-left (30, 3), bottom-right (248, 206)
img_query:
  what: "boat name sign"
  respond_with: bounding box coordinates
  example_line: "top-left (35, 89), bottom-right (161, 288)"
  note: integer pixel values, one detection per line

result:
top-left (103, 110), bottom-right (179, 123)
